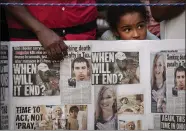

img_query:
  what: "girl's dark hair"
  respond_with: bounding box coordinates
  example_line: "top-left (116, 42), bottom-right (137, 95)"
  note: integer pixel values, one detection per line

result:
top-left (107, 0), bottom-right (149, 31)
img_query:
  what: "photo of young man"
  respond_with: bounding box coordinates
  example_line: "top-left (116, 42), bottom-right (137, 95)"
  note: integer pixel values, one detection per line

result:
top-left (172, 66), bottom-right (186, 96)
top-left (68, 57), bottom-right (90, 87)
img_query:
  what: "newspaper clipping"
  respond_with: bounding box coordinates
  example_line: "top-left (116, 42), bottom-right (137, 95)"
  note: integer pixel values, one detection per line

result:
top-left (14, 105), bottom-right (67, 130)
top-left (166, 52), bottom-right (185, 114)
top-left (65, 105), bottom-right (88, 130)
top-left (118, 117), bottom-right (142, 130)
top-left (60, 44), bottom-right (92, 104)
top-left (153, 114), bottom-right (186, 130)
top-left (151, 50), bottom-right (186, 130)
top-left (0, 44), bottom-right (9, 130)
top-left (0, 44), bottom-right (8, 102)
top-left (151, 52), bottom-right (167, 113)
top-left (94, 85), bottom-right (118, 130)
top-left (91, 51), bottom-right (140, 85)
top-left (117, 94), bottom-right (144, 115)
top-left (12, 46), bottom-right (60, 97)
top-left (151, 51), bottom-right (185, 114)
top-left (0, 103), bottom-right (8, 130)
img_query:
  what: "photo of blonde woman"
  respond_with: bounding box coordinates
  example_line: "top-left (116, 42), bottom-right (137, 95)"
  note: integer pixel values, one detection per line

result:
top-left (151, 53), bottom-right (167, 113)
top-left (95, 86), bottom-right (117, 130)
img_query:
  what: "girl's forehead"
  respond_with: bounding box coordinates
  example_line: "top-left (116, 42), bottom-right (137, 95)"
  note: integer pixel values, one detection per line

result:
top-left (157, 55), bottom-right (164, 62)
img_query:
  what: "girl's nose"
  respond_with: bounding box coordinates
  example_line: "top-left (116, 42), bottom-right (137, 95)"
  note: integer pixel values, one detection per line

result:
top-left (132, 30), bottom-right (140, 39)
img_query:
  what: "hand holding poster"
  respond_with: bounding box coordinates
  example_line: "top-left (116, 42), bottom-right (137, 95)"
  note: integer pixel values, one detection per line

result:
top-left (4, 40), bottom-right (185, 130)
top-left (12, 46), bottom-right (60, 97)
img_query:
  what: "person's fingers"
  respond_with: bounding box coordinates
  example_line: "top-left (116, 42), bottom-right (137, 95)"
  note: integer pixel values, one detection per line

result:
top-left (46, 49), bottom-right (52, 56)
top-left (48, 48), bottom-right (54, 56)
top-left (46, 49), bottom-right (54, 60)
top-left (63, 50), bottom-right (68, 58)
top-left (58, 41), bottom-right (68, 59)
top-left (45, 41), bottom-right (68, 61)
top-left (51, 44), bottom-right (65, 60)
top-left (49, 48), bottom-right (59, 60)
top-left (55, 42), bottom-right (63, 54)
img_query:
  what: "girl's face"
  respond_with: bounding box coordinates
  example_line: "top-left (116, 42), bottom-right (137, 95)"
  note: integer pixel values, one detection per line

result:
top-left (100, 88), bottom-right (115, 110)
top-left (154, 55), bottom-right (164, 79)
top-left (115, 12), bottom-right (147, 40)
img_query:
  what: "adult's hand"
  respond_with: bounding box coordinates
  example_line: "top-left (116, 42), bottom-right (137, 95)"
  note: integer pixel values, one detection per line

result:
top-left (36, 27), bottom-right (68, 61)
top-left (4, 0), bottom-right (68, 61)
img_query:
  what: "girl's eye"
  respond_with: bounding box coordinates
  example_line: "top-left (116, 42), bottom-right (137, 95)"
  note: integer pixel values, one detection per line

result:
top-left (137, 24), bottom-right (145, 29)
top-left (123, 28), bottom-right (131, 33)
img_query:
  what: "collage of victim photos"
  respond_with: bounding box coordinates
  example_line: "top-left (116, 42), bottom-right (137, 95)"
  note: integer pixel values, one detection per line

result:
top-left (3, 42), bottom-right (186, 130)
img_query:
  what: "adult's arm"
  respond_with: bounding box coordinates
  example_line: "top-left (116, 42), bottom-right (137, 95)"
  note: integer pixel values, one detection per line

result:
top-left (3, 0), bottom-right (68, 60)
top-left (150, 0), bottom-right (186, 22)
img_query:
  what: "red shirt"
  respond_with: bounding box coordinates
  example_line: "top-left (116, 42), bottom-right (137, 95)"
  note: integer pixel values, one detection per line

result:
top-left (6, 0), bottom-right (98, 40)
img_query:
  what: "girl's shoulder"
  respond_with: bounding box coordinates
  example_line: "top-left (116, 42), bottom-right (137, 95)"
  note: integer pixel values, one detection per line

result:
top-left (100, 30), bottom-right (117, 40)
top-left (146, 30), bottom-right (160, 40)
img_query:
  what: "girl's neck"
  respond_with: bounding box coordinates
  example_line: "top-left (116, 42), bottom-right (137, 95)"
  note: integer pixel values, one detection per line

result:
top-left (156, 77), bottom-right (164, 87)
top-left (102, 109), bottom-right (114, 121)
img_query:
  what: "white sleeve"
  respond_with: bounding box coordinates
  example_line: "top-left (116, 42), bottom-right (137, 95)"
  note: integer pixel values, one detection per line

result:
top-left (100, 30), bottom-right (117, 40)
top-left (146, 30), bottom-right (160, 40)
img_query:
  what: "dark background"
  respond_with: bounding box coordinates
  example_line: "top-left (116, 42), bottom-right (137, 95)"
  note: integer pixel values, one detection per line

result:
top-left (0, 6), bottom-right (9, 41)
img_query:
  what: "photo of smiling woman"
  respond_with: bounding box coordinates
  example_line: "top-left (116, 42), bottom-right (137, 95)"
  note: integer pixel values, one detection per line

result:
top-left (95, 86), bottom-right (118, 130)
top-left (151, 53), bottom-right (167, 113)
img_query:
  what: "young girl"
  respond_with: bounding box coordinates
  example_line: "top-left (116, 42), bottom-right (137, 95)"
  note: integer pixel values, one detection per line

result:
top-left (101, 0), bottom-right (159, 40)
